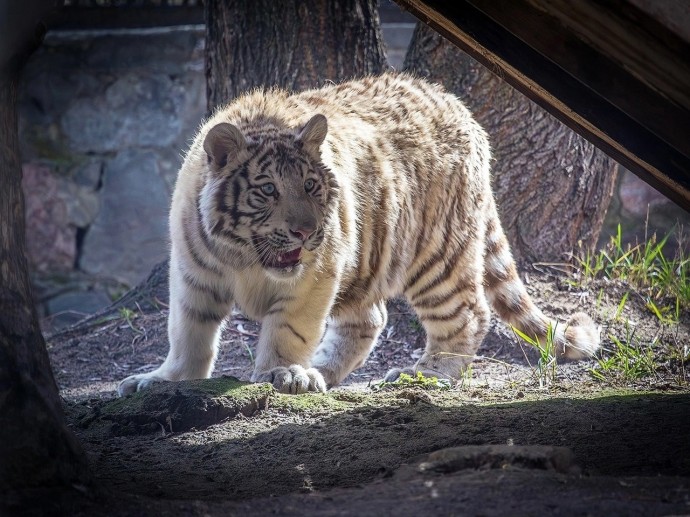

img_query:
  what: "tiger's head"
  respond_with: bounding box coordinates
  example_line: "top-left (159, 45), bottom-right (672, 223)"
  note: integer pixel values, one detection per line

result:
top-left (199, 114), bottom-right (337, 280)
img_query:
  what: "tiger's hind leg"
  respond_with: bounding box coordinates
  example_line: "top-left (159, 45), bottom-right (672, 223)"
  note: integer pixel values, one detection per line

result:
top-left (311, 301), bottom-right (387, 387)
top-left (386, 267), bottom-right (490, 383)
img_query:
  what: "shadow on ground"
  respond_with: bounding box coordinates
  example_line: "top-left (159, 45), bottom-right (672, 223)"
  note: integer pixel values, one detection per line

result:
top-left (10, 378), bottom-right (687, 516)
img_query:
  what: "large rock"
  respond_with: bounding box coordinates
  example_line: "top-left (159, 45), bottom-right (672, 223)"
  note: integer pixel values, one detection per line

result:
top-left (22, 163), bottom-right (76, 272)
top-left (79, 149), bottom-right (171, 286)
top-left (61, 73), bottom-right (183, 153)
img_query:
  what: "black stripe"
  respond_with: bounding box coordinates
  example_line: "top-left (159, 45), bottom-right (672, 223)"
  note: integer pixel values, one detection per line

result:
top-left (182, 272), bottom-right (231, 306)
top-left (368, 183), bottom-right (390, 286)
top-left (195, 197), bottom-right (230, 264)
top-left (265, 296), bottom-right (295, 317)
top-left (413, 191), bottom-right (429, 258)
top-left (410, 245), bottom-right (467, 304)
top-left (412, 289), bottom-right (456, 311)
top-left (256, 150), bottom-right (272, 168)
top-left (182, 222), bottom-right (223, 276)
top-left (214, 176), bottom-right (228, 214)
top-left (212, 222), bottom-right (249, 245)
top-left (182, 303), bottom-right (226, 323)
top-left (421, 302), bottom-right (473, 323)
top-left (406, 249), bottom-right (447, 293)
top-left (408, 206), bottom-right (454, 289)
top-left (280, 323), bottom-right (307, 345)
top-left (245, 143), bottom-right (263, 164)
top-left (387, 193), bottom-right (407, 284)
top-left (432, 320), bottom-right (470, 344)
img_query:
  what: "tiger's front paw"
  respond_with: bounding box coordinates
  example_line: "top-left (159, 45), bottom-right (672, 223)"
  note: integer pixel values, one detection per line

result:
top-left (117, 371), bottom-right (169, 397)
top-left (253, 365), bottom-right (327, 394)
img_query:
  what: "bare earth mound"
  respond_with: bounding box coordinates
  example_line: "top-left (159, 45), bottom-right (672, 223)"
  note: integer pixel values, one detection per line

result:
top-left (9, 263), bottom-right (689, 515)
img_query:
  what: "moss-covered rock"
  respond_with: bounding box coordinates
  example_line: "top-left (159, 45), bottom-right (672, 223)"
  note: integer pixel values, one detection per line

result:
top-left (79, 377), bottom-right (274, 436)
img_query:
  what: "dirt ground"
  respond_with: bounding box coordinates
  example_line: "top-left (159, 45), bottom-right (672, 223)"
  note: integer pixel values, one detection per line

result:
top-left (9, 263), bottom-right (690, 515)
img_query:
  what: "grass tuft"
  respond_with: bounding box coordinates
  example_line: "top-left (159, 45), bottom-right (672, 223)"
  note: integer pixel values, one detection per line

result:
top-left (512, 323), bottom-right (558, 388)
top-left (577, 224), bottom-right (689, 323)
top-left (576, 223), bottom-right (689, 386)
top-left (589, 322), bottom-right (658, 383)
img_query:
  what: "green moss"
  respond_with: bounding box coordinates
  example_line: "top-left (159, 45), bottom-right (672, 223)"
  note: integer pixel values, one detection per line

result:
top-left (26, 130), bottom-right (75, 166)
top-left (184, 376), bottom-right (269, 398)
top-left (371, 371), bottom-right (451, 392)
top-left (271, 391), bottom-right (353, 414)
top-left (101, 377), bottom-right (274, 417)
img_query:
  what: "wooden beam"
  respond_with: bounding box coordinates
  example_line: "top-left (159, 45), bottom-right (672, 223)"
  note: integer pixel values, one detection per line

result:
top-left (51, 6), bottom-right (204, 30)
top-left (395, 0), bottom-right (690, 211)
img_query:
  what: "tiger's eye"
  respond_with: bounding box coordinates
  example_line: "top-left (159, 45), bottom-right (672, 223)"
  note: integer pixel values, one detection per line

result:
top-left (304, 179), bottom-right (315, 192)
top-left (261, 183), bottom-right (276, 195)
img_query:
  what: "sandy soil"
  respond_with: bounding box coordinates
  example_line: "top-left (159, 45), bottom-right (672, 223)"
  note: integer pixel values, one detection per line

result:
top-left (9, 263), bottom-right (689, 516)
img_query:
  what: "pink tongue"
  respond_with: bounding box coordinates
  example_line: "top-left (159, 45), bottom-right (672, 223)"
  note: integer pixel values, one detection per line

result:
top-left (278, 248), bottom-right (301, 265)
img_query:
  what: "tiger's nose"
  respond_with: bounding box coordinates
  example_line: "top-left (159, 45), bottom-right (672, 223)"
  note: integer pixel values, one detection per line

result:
top-left (289, 227), bottom-right (316, 242)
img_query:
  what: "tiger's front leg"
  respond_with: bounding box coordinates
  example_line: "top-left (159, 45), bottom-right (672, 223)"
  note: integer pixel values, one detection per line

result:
top-left (118, 255), bottom-right (233, 396)
top-left (251, 281), bottom-right (337, 394)
top-left (311, 301), bottom-right (387, 387)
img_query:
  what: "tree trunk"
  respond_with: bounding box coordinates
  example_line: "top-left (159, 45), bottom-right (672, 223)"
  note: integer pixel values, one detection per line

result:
top-left (404, 23), bottom-right (618, 265)
top-left (205, 0), bottom-right (388, 112)
top-left (0, 2), bottom-right (90, 492)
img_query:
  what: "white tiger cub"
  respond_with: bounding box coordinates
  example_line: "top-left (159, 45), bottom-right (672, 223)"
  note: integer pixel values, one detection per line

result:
top-left (118, 73), bottom-right (599, 396)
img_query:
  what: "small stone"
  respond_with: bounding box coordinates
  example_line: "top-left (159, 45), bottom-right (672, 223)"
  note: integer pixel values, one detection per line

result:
top-left (46, 289), bottom-right (112, 329)
top-left (417, 445), bottom-right (579, 475)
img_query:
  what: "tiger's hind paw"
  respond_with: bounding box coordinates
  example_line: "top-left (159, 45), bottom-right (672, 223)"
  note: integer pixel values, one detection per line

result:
top-left (383, 367), bottom-right (416, 383)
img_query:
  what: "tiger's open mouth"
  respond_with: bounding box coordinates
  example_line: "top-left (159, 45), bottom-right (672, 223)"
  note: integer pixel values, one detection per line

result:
top-left (254, 242), bottom-right (302, 271)
top-left (264, 247), bottom-right (302, 269)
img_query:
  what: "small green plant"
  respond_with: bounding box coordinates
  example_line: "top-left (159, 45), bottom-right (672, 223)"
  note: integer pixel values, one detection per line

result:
top-left (614, 291), bottom-right (629, 321)
top-left (118, 307), bottom-right (143, 334)
top-left (590, 322), bottom-right (658, 383)
top-left (459, 364), bottom-right (473, 389)
top-left (242, 340), bottom-right (255, 365)
top-left (409, 317), bottom-right (423, 332)
top-left (371, 371), bottom-right (451, 392)
top-left (512, 323), bottom-right (558, 388)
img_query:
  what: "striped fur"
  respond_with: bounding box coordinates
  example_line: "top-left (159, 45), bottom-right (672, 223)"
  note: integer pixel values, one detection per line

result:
top-left (117, 73), bottom-right (600, 396)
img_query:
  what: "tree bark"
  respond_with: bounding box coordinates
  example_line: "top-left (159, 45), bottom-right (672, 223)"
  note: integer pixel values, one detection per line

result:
top-left (0, 2), bottom-right (90, 491)
top-left (404, 23), bottom-right (618, 265)
top-left (205, 0), bottom-right (388, 112)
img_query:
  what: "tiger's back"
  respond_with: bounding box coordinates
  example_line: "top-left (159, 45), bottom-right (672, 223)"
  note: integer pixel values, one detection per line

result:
top-left (118, 73), bottom-right (599, 396)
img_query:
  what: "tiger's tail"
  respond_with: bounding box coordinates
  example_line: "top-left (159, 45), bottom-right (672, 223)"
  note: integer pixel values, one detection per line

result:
top-left (482, 199), bottom-right (600, 359)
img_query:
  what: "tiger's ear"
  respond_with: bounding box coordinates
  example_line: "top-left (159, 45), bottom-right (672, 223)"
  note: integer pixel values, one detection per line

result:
top-left (297, 114), bottom-right (328, 154)
top-left (203, 123), bottom-right (247, 170)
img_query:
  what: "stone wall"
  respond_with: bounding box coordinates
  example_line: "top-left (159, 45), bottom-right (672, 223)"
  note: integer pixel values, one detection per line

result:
top-left (20, 26), bottom-right (206, 328)
top-left (19, 15), bottom-right (689, 331)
